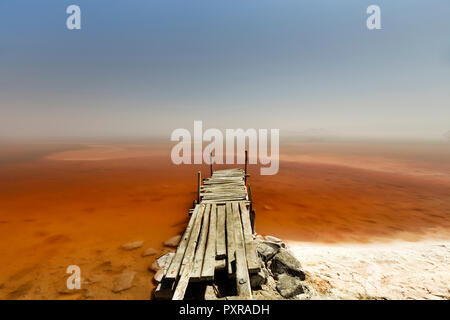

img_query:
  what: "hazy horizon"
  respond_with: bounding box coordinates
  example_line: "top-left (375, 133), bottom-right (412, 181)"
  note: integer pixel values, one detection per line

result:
top-left (1, 1), bottom-right (449, 140)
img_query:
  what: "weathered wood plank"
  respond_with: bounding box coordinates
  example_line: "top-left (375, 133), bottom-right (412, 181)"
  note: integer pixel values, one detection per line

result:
top-left (201, 203), bottom-right (217, 280)
top-left (172, 260), bottom-right (194, 300)
top-left (165, 204), bottom-right (201, 280)
top-left (202, 200), bottom-right (250, 205)
top-left (216, 204), bottom-right (226, 259)
top-left (171, 204), bottom-right (205, 299)
top-left (179, 204), bottom-right (205, 271)
top-left (225, 202), bottom-right (236, 277)
top-left (239, 201), bottom-right (260, 273)
top-left (154, 243), bottom-right (177, 299)
top-left (190, 204), bottom-right (211, 281)
top-left (232, 202), bottom-right (252, 298)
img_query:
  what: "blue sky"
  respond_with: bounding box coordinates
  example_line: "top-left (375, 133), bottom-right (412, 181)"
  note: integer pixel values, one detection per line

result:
top-left (1, 1), bottom-right (449, 139)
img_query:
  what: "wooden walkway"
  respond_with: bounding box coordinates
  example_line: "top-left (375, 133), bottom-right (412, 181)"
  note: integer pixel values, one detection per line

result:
top-left (154, 168), bottom-right (259, 300)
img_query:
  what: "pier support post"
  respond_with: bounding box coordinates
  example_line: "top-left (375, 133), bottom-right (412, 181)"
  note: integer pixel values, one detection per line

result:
top-left (210, 152), bottom-right (213, 177)
top-left (244, 150), bottom-right (248, 184)
top-left (197, 171), bottom-right (201, 204)
top-left (248, 184), bottom-right (255, 233)
top-left (250, 209), bottom-right (255, 235)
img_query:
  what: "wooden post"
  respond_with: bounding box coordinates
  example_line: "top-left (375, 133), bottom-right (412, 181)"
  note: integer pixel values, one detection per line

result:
top-left (197, 171), bottom-right (201, 204)
top-left (248, 183), bottom-right (252, 213)
top-left (210, 152), bottom-right (213, 177)
top-left (248, 184), bottom-right (255, 233)
top-left (250, 209), bottom-right (255, 234)
top-left (244, 150), bottom-right (248, 184)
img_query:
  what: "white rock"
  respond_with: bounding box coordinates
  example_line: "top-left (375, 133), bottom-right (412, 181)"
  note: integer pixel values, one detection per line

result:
top-left (141, 248), bottom-right (157, 257)
top-left (255, 234), bottom-right (264, 242)
top-left (265, 235), bottom-right (282, 243)
top-left (154, 269), bottom-right (164, 282)
top-left (149, 261), bottom-right (159, 272)
top-left (149, 252), bottom-right (174, 272)
top-left (112, 271), bottom-right (136, 293)
top-left (157, 252), bottom-right (174, 267)
top-left (164, 235), bottom-right (181, 247)
top-left (120, 241), bottom-right (144, 251)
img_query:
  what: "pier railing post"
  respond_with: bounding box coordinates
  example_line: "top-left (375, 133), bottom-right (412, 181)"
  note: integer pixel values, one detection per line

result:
top-left (197, 171), bottom-right (201, 204)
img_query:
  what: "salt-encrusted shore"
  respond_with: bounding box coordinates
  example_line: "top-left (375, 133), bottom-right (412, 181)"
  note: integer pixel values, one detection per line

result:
top-left (287, 240), bottom-right (450, 300)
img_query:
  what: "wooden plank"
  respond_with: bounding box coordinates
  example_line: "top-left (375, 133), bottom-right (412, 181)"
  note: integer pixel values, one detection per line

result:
top-left (216, 205), bottom-right (226, 258)
top-left (232, 202), bottom-right (252, 298)
top-left (172, 260), bottom-right (194, 300)
top-left (190, 204), bottom-right (211, 281)
top-left (201, 190), bottom-right (246, 194)
top-left (225, 202), bottom-right (236, 277)
top-left (154, 241), bottom-right (176, 299)
top-left (202, 193), bottom-right (246, 197)
top-left (204, 180), bottom-right (244, 183)
top-left (172, 204), bottom-right (205, 299)
top-left (202, 200), bottom-right (250, 205)
top-left (201, 203), bottom-right (217, 280)
top-left (165, 205), bottom-right (201, 280)
top-left (239, 201), bottom-right (260, 273)
top-left (201, 187), bottom-right (246, 191)
top-left (179, 204), bottom-right (205, 271)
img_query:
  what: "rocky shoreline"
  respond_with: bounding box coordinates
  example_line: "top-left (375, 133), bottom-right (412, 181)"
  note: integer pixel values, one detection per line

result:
top-left (147, 233), bottom-right (315, 300)
top-left (115, 234), bottom-right (449, 300)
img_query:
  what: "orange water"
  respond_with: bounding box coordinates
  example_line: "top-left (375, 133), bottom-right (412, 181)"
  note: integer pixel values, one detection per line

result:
top-left (0, 141), bottom-right (449, 299)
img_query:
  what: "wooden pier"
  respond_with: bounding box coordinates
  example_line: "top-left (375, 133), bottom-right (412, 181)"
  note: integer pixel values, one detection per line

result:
top-left (154, 167), bottom-right (259, 300)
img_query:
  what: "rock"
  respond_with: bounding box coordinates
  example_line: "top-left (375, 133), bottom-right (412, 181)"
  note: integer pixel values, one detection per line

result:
top-left (141, 248), bottom-right (157, 257)
top-left (120, 241), bottom-right (144, 251)
top-left (254, 234), bottom-right (264, 242)
top-left (112, 271), bottom-right (136, 293)
top-left (257, 242), bottom-right (279, 262)
top-left (160, 248), bottom-right (175, 255)
top-left (264, 240), bottom-right (286, 249)
top-left (154, 269), bottom-right (164, 282)
top-left (98, 260), bottom-right (112, 268)
top-left (276, 273), bottom-right (305, 298)
top-left (265, 273), bottom-right (277, 291)
top-left (250, 268), bottom-right (268, 288)
top-left (254, 287), bottom-right (283, 300)
top-left (157, 252), bottom-right (174, 267)
top-left (271, 249), bottom-right (305, 279)
top-left (8, 281), bottom-right (33, 299)
top-left (149, 261), bottom-right (159, 272)
top-left (264, 235), bottom-right (282, 243)
top-left (84, 275), bottom-right (101, 285)
top-left (149, 252), bottom-right (174, 272)
top-left (164, 235), bottom-right (181, 247)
